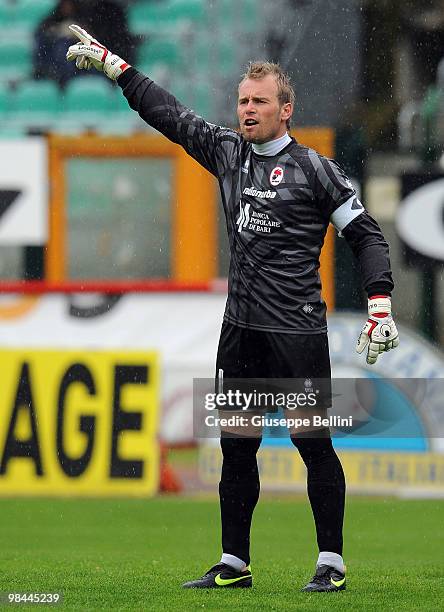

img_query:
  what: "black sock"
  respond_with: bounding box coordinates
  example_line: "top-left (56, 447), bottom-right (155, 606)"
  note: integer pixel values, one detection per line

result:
top-left (219, 434), bottom-right (262, 565)
top-left (291, 432), bottom-right (345, 555)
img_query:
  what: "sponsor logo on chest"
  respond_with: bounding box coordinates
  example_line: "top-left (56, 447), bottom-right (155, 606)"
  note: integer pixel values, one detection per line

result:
top-left (243, 186), bottom-right (277, 199)
top-left (237, 201), bottom-right (281, 234)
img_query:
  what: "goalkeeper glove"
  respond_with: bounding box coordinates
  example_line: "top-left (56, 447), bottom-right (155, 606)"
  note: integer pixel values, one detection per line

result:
top-left (66, 24), bottom-right (130, 81)
top-left (356, 295), bottom-right (399, 365)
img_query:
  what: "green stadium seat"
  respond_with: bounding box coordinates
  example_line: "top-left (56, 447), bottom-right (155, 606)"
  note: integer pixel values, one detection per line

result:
top-left (193, 84), bottom-right (213, 118)
top-left (13, 80), bottom-right (61, 114)
top-left (0, 40), bottom-right (31, 80)
top-left (3, 81), bottom-right (61, 132)
top-left (0, 88), bottom-right (11, 115)
top-left (219, 41), bottom-right (237, 77)
top-left (128, 2), bottom-right (166, 35)
top-left (193, 35), bottom-right (237, 79)
top-left (212, 0), bottom-right (259, 33)
top-left (169, 79), bottom-right (213, 118)
top-left (63, 77), bottom-right (115, 114)
top-left (0, 3), bottom-right (13, 28)
top-left (211, 0), bottom-right (237, 27)
top-left (112, 90), bottom-right (133, 114)
top-left (240, 0), bottom-right (261, 33)
top-left (137, 39), bottom-right (181, 70)
top-left (13, 0), bottom-right (57, 29)
top-left (169, 81), bottom-right (191, 107)
top-left (168, 0), bottom-right (206, 22)
top-left (129, 0), bottom-right (206, 35)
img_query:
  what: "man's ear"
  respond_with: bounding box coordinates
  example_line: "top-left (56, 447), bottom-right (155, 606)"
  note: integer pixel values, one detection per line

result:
top-left (281, 102), bottom-right (293, 122)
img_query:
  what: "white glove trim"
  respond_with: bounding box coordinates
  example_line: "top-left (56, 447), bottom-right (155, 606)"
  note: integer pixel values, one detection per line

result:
top-left (368, 295), bottom-right (391, 316)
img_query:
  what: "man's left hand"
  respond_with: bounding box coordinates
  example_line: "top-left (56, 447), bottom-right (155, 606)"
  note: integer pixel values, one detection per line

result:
top-left (356, 295), bottom-right (399, 364)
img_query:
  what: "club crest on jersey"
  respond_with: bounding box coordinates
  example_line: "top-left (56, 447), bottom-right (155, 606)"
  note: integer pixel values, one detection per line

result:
top-left (270, 166), bottom-right (284, 186)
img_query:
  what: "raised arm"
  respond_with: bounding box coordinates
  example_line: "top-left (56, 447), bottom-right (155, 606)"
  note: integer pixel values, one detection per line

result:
top-left (66, 24), bottom-right (240, 176)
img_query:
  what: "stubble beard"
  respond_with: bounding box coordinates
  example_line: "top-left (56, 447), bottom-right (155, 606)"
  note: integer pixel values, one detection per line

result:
top-left (239, 116), bottom-right (283, 144)
top-left (242, 132), bottom-right (265, 144)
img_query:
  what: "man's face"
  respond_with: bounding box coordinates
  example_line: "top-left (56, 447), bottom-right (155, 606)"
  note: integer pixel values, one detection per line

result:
top-left (237, 74), bottom-right (292, 144)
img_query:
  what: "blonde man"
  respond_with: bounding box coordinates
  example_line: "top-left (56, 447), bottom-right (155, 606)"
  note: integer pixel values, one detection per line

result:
top-left (67, 26), bottom-right (398, 592)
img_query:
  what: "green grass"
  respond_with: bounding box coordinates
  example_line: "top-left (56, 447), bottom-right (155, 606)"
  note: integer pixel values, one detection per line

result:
top-left (0, 496), bottom-right (443, 610)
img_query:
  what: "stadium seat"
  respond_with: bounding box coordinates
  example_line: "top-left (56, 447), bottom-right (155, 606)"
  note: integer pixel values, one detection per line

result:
top-left (219, 41), bottom-right (237, 77)
top-left (0, 3), bottom-right (13, 28)
top-left (13, 0), bottom-right (57, 29)
top-left (137, 39), bottom-right (181, 70)
top-left (63, 77), bottom-right (115, 114)
top-left (193, 35), bottom-right (237, 79)
top-left (213, 0), bottom-right (260, 33)
top-left (210, 0), bottom-right (237, 27)
top-left (193, 84), bottom-right (213, 118)
top-left (0, 40), bottom-right (31, 81)
top-left (170, 80), bottom-right (213, 118)
top-left (0, 88), bottom-right (11, 115)
top-left (168, 0), bottom-right (206, 22)
top-left (13, 80), bottom-right (61, 114)
top-left (169, 81), bottom-right (192, 107)
top-left (129, 0), bottom-right (206, 35)
top-left (112, 89), bottom-right (133, 114)
top-left (240, 0), bottom-right (261, 33)
top-left (128, 2), bottom-right (166, 35)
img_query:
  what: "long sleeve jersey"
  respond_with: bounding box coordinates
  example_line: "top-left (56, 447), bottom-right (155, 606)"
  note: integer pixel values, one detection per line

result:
top-left (118, 68), bottom-right (394, 334)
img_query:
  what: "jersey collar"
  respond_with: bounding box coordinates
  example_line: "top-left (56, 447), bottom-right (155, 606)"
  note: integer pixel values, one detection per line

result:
top-left (252, 132), bottom-right (292, 156)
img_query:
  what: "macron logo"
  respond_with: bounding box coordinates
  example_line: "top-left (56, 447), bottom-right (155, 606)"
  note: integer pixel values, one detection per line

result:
top-left (243, 186), bottom-right (277, 199)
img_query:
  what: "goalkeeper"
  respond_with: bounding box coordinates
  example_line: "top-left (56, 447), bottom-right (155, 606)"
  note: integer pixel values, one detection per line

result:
top-left (67, 26), bottom-right (399, 593)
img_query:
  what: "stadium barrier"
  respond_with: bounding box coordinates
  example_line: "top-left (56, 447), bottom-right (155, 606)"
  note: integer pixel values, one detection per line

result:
top-left (0, 283), bottom-right (225, 497)
top-left (1, 284), bottom-right (443, 498)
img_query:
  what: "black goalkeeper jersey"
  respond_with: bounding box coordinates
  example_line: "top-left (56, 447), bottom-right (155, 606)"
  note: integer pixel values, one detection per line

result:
top-left (118, 69), bottom-right (394, 334)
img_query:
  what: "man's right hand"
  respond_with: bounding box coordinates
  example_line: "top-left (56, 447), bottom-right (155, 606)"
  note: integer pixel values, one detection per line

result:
top-left (66, 24), bottom-right (130, 81)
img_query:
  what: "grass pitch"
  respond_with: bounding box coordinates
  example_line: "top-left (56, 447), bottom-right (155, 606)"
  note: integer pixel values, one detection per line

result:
top-left (0, 496), bottom-right (443, 610)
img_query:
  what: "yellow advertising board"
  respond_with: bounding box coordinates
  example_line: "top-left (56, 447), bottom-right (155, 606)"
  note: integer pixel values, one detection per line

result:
top-left (199, 445), bottom-right (444, 495)
top-left (0, 350), bottom-right (160, 497)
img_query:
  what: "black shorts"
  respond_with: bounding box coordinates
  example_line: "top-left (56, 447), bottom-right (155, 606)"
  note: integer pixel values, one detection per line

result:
top-left (216, 321), bottom-right (331, 379)
top-left (215, 321), bottom-right (332, 411)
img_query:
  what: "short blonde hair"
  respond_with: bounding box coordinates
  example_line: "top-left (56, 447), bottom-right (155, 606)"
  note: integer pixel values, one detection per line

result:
top-left (241, 61), bottom-right (295, 129)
